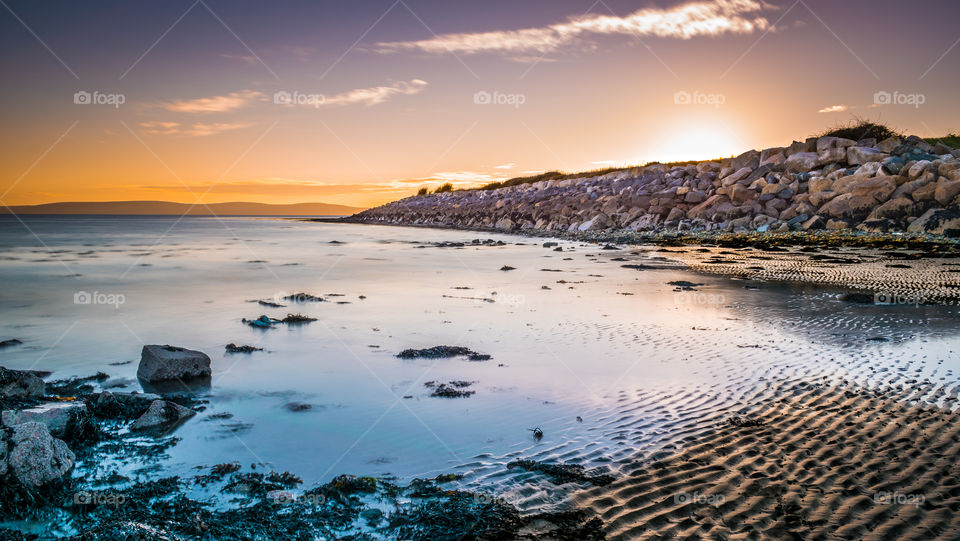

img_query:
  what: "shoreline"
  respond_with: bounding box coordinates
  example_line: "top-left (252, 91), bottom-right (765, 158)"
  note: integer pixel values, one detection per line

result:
top-left (312, 218), bottom-right (960, 302)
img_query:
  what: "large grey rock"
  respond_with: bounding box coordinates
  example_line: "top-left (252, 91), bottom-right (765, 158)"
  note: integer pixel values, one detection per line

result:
top-left (847, 146), bottom-right (889, 165)
top-left (2, 401), bottom-right (88, 438)
top-left (934, 179), bottom-right (960, 206)
top-left (138, 345), bottom-right (211, 383)
top-left (785, 152), bottom-right (820, 173)
top-left (832, 175), bottom-right (897, 201)
top-left (867, 197), bottom-right (914, 221)
top-left (8, 422), bottom-right (75, 487)
top-left (907, 208), bottom-right (960, 235)
top-left (819, 194), bottom-right (880, 221)
top-left (130, 399), bottom-right (196, 432)
top-left (817, 136), bottom-right (857, 153)
top-left (0, 367), bottom-right (45, 398)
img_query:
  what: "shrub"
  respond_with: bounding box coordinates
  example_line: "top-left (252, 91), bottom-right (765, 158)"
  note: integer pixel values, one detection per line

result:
top-left (434, 183), bottom-right (453, 193)
top-left (817, 117), bottom-right (901, 142)
top-left (416, 187), bottom-right (428, 196)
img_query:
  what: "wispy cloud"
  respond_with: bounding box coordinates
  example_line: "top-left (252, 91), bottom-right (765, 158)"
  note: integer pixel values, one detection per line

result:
top-left (493, 163), bottom-right (516, 170)
top-left (323, 79), bottom-right (428, 107)
top-left (163, 90), bottom-right (263, 113)
top-left (818, 104), bottom-right (848, 113)
top-left (370, 0), bottom-right (773, 57)
top-left (139, 120), bottom-right (253, 137)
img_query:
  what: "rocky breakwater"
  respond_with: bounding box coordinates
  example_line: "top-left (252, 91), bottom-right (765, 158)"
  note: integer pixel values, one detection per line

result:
top-left (349, 135), bottom-right (960, 237)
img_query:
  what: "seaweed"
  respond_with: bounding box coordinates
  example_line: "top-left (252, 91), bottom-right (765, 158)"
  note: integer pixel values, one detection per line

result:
top-left (506, 459), bottom-right (614, 487)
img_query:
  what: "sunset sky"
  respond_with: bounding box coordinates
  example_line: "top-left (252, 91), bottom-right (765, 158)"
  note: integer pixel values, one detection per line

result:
top-left (1, 0), bottom-right (958, 208)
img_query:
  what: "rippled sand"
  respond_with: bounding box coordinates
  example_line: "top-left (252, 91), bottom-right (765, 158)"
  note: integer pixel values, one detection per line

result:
top-left (654, 245), bottom-right (960, 303)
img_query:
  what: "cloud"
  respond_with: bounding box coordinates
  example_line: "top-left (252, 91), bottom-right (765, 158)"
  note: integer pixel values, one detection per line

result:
top-left (494, 163), bottom-right (516, 169)
top-left (322, 79), bottom-right (428, 107)
top-left (370, 0), bottom-right (773, 57)
top-left (139, 121), bottom-right (181, 135)
top-left (818, 104), bottom-right (848, 113)
top-left (163, 90), bottom-right (263, 113)
top-left (140, 120), bottom-right (253, 137)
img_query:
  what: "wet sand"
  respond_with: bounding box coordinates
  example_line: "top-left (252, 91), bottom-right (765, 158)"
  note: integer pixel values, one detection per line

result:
top-left (651, 245), bottom-right (960, 304)
top-left (572, 379), bottom-right (960, 540)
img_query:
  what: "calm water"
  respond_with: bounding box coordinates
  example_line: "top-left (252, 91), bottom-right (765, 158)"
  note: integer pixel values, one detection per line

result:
top-left (2, 215), bottom-right (959, 510)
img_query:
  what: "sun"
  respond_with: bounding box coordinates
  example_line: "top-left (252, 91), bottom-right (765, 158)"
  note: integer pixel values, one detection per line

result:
top-left (640, 119), bottom-right (747, 164)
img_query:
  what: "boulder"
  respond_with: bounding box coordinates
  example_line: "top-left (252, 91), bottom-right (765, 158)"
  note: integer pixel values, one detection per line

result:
top-left (832, 175), bottom-right (897, 201)
top-left (847, 147), bottom-right (889, 165)
top-left (817, 136), bottom-right (857, 153)
top-left (130, 400), bottom-right (196, 432)
top-left (138, 345), bottom-right (211, 383)
top-left (817, 147), bottom-right (847, 166)
top-left (877, 137), bottom-right (902, 153)
top-left (809, 191), bottom-right (838, 207)
top-left (801, 215), bottom-right (825, 230)
top-left (819, 193), bottom-right (880, 221)
top-left (493, 217), bottom-right (514, 230)
top-left (907, 208), bottom-right (960, 236)
top-left (720, 167), bottom-right (753, 187)
top-left (0, 367), bottom-right (45, 398)
top-left (809, 177), bottom-right (833, 193)
top-left (2, 401), bottom-right (88, 438)
top-left (934, 179), bottom-right (960, 206)
top-left (826, 219), bottom-right (849, 230)
top-left (730, 185), bottom-right (756, 205)
top-left (867, 197), bottom-right (914, 221)
top-left (90, 391), bottom-right (162, 419)
top-left (785, 152), bottom-right (820, 173)
top-left (7, 422), bottom-right (75, 487)
top-left (911, 181), bottom-right (938, 202)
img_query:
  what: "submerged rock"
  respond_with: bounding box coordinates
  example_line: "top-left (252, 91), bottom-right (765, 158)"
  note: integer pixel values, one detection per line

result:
top-left (7, 421), bottom-right (75, 487)
top-left (225, 343), bottom-right (263, 354)
top-left (130, 399), bottom-right (196, 432)
top-left (396, 346), bottom-right (491, 360)
top-left (137, 345), bottom-right (211, 383)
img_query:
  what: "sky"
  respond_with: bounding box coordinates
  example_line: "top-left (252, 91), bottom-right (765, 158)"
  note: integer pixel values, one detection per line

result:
top-left (1, 0), bottom-right (959, 208)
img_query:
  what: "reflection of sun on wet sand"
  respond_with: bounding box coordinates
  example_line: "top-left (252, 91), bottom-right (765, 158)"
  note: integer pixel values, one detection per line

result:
top-left (653, 245), bottom-right (960, 304)
top-left (576, 381), bottom-right (960, 540)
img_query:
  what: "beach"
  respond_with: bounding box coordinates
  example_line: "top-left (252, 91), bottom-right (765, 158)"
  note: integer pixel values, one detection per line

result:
top-left (1, 215), bottom-right (959, 538)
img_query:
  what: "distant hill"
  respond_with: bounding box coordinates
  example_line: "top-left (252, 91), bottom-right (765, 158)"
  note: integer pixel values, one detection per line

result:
top-left (1, 201), bottom-right (364, 216)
